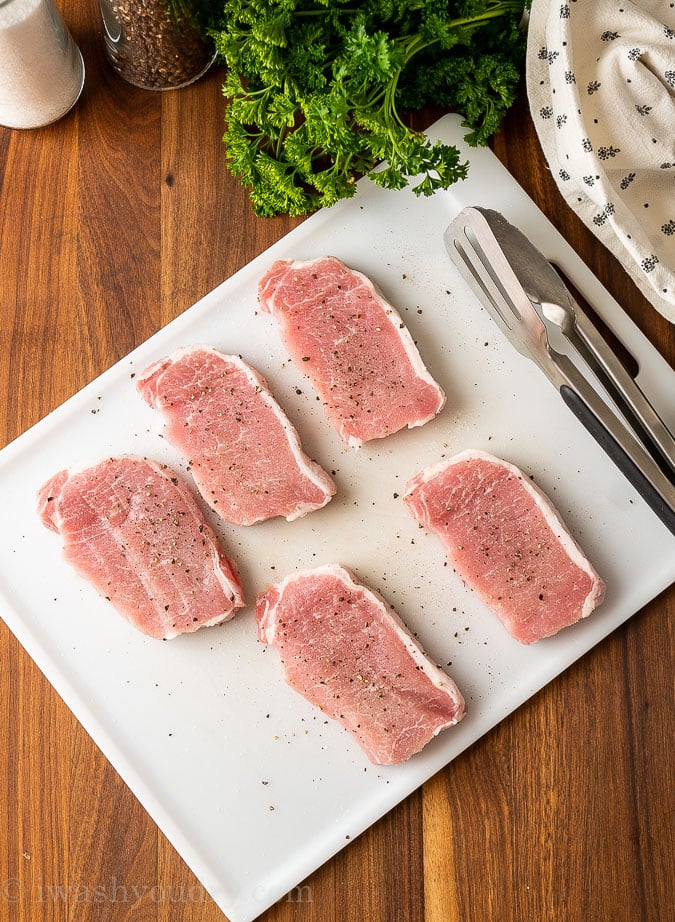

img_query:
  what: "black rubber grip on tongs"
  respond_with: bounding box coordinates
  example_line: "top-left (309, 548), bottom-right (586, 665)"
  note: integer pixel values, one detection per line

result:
top-left (560, 385), bottom-right (675, 537)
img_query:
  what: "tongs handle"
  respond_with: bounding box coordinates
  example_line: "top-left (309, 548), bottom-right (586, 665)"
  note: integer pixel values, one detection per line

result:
top-left (570, 298), bottom-right (675, 474)
top-left (558, 358), bottom-right (675, 536)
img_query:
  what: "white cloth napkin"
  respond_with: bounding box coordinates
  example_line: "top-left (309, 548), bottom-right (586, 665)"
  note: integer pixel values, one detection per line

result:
top-left (526, 0), bottom-right (675, 323)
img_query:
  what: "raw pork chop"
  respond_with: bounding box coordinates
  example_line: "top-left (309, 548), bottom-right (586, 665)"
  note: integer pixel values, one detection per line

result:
top-left (257, 256), bottom-right (445, 447)
top-left (404, 449), bottom-right (605, 644)
top-left (137, 346), bottom-right (336, 526)
top-left (37, 456), bottom-right (245, 640)
top-left (256, 564), bottom-right (465, 764)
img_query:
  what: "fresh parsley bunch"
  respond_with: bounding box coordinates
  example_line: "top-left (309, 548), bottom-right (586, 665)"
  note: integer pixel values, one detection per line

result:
top-left (210, 1), bottom-right (529, 216)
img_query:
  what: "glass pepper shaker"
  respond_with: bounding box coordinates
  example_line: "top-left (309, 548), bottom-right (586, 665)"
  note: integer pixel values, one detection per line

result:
top-left (99, 0), bottom-right (216, 91)
top-left (0, 0), bottom-right (85, 129)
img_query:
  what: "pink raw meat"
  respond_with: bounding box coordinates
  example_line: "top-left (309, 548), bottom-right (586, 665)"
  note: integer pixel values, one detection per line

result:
top-left (257, 256), bottom-right (445, 447)
top-left (137, 346), bottom-right (336, 526)
top-left (404, 449), bottom-right (606, 644)
top-left (37, 456), bottom-right (245, 640)
top-left (256, 564), bottom-right (466, 764)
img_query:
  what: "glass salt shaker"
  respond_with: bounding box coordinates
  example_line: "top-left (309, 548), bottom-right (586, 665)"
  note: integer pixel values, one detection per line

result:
top-left (0, 0), bottom-right (85, 129)
top-left (99, 0), bottom-right (216, 91)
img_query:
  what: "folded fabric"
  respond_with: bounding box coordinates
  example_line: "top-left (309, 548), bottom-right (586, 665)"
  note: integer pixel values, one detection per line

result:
top-left (526, 0), bottom-right (675, 323)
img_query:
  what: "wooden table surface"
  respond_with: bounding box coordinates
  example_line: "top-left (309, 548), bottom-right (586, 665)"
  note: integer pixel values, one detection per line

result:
top-left (1, 3), bottom-right (673, 921)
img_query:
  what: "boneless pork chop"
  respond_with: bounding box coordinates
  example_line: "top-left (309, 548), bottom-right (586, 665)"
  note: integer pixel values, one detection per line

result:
top-left (256, 564), bottom-right (466, 764)
top-left (257, 256), bottom-right (445, 447)
top-left (137, 346), bottom-right (336, 526)
top-left (37, 456), bottom-right (245, 640)
top-left (404, 450), bottom-right (606, 644)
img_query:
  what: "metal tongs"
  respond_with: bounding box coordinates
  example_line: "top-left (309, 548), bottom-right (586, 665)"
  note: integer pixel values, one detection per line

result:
top-left (444, 206), bottom-right (675, 536)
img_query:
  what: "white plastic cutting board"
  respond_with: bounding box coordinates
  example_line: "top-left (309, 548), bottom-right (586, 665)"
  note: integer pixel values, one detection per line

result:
top-left (1, 115), bottom-right (673, 922)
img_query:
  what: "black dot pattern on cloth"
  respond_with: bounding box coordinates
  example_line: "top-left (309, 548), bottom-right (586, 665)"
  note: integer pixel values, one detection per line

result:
top-left (526, 0), bottom-right (675, 321)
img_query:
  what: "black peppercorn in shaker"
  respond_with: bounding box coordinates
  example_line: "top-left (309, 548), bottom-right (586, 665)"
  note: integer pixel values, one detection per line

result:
top-left (99, 0), bottom-right (216, 90)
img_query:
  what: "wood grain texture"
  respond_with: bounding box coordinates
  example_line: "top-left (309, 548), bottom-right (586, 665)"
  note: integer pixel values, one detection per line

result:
top-left (0, 9), bottom-right (673, 922)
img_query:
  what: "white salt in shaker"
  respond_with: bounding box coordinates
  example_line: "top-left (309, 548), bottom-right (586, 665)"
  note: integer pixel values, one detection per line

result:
top-left (0, 0), bottom-right (85, 129)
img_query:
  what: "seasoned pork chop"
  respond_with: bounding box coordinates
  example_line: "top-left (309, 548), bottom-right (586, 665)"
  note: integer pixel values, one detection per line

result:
top-left (137, 346), bottom-right (335, 525)
top-left (257, 256), bottom-right (445, 446)
top-left (37, 456), bottom-right (245, 640)
top-left (256, 564), bottom-right (465, 764)
top-left (404, 449), bottom-right (606, 643)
